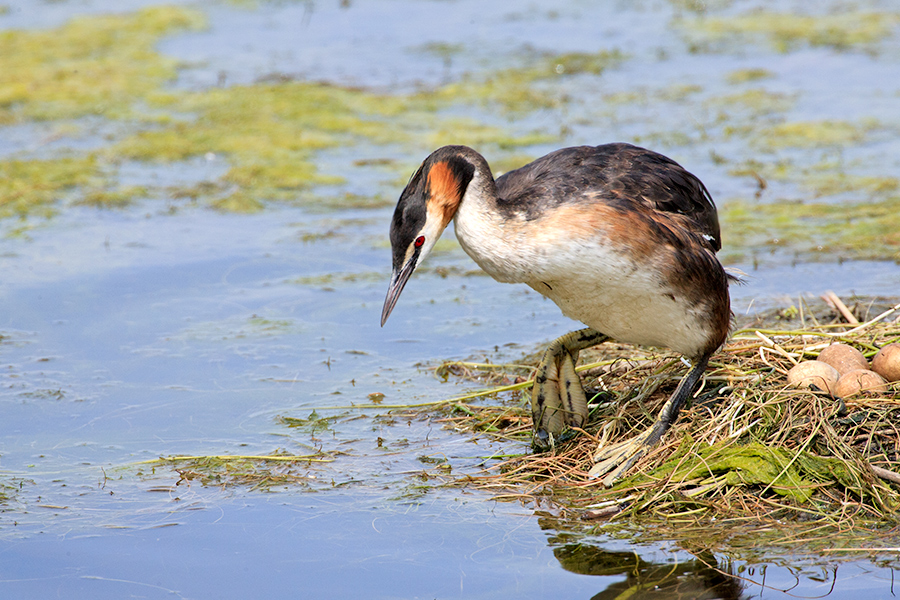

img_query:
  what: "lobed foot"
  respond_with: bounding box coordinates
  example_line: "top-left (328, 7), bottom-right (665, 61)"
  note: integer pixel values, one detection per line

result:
top-left (531, 328), bottom-right (609, 451)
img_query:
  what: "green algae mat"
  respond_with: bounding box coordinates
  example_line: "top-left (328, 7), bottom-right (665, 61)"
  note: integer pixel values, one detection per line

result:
top-left (401, 300), bottom-right (900, 552)
top-left (2, 5), bottom-right (900, 264)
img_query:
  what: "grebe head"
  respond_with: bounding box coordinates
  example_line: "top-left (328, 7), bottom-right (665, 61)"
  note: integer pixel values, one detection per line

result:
top-left (381, 146), bottom-right (477, 326)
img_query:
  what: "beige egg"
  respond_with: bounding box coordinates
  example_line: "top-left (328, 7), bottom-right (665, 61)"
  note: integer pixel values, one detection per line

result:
top-left (834, 369), bottom-right (888, 398)
top-left (817, 343), bottom-right (868, 375)
top-left (871, 343), bottom-right (900, 382)
top-left (786, 361), bottom-right (840, 394)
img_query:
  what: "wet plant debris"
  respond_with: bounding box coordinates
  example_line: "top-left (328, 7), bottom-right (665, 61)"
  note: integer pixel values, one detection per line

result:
top-left (400, 297), bottom-right (900, 547)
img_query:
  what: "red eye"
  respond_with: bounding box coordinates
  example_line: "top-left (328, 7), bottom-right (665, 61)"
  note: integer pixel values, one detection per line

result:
top-left (414, 236), bottom-right (425, 247)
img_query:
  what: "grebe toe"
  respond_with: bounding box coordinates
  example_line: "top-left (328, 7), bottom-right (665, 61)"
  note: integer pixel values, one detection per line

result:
top-left (531, 328), bottom-right (608, 451)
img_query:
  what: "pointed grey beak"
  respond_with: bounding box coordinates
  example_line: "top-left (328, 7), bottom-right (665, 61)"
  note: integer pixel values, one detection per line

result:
top-left (380, 257), bottom-right (418, 326)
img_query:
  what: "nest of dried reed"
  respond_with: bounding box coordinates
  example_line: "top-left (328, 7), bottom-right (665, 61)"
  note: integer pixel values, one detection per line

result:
top-left (417, 296), bottom-right (900, 546)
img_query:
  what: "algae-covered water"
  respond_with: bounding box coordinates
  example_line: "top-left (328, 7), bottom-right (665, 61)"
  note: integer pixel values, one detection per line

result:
top-left (2, 0), bottom-right (900, 597)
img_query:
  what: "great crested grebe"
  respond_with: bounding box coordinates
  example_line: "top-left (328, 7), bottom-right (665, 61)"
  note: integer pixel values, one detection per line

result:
top-left (381, 144), bottom-right (732, 485)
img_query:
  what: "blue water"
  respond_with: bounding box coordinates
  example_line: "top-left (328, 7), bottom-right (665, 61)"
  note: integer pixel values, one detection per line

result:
top-left (2, 0), bottom-right (900, 598)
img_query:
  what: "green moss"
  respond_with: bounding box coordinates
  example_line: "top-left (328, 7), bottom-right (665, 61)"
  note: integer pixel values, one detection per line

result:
top-left (726, 68), bottom-right (774, 84)
top-left (803, 172), bottom-right (899, 200)
top-left (712, 89), bottom-right (794, 116)
top-left (721, 196), bottom-right (900, 262)
top-left (168, 181), bottom-right (225, 202)
top-left (602, 90), bottom-right (646, 106)
top-left (413, 41), bottom-right (465, 60)
top-left (0, 477), bottom-right (27, 506)
top-left (291, 271), bottom-right (383, 288)
top-left (108, 61), bottom-right (564, 207)
top-left (633, 442), bottom-right (859, 503)
top-left (209, 192), bottom-right (266, 213)
top-left (0, 6), bottom-right (206, 123)
top-left (689, 11), bottom-right (900, 52)
top-left (602, 82), bottom-right (703, 110)
top-left (0, 7), bottom-right (614, 218)
top-left (424, 118), bottom-right (555, 150)
top-left (699, 89), bottom-right (796, 141)
top-left (0, 156), bottom-right (98, 220)
top-left (755, 119), bottom-right (879, 150)
top-left (668, 0), bottom-right (733, 14)
top-left (0, 7), bottom-right (204, 218)
top-left (280, 411), bottom-right (337, 435)
top-left (312, 192), bottom-right (395, 212)
top-left (428, 50), bottom-right (626, 112)
top-left (727, 158), bottom-right (793, 183)
top-left (14, 3), bottom-right (887, 271)
top-left (73, 186), bottom-right (148, 209)
top-left (245, 316), bottom-right (297, 333)
top-left (148, 452), bottom-right (331, 491)
top-left (172, 313), bottom-right (304, 342)
top-left (542, 51), bottom-right (626, 76)
top-left (112, 81), bottom-right (397, 201)
top-left (656, 83), bottom-right (703, 102)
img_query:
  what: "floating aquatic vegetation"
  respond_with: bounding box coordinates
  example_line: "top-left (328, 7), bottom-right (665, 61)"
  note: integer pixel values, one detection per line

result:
top-left (291, 271), bottom-right (383, 289)
top-left (310, 192), bottom-right (395, 212)
top-left (136, 452), bottom-right (335, 492)
top-left (399, 299), bottom-right (900, 547)
top-left (721, 195), bottom-right (900, 262)
top-left (755, 119), bottom-right (882, 150)
top-left (281, 412), bottom-right (340, 435)
top-left (0, 156), bottom-right (96, 220)
top-left (167, 314), bottom-right (305, 343)
top-left (73, 185), bottom-right (149, 209)
top-left (667, 0), bottom-right (735, 15)
top-left (0, 6), bottom-right (206, 123)
top-left (427, 50), bottom-right (627, 113)
top-left (112, 81), bottom-right (405, 200)
top-left (1, 6), bottom-right (577, 218)
top-left (725, 68), bottom-right (774, 84)
top-left (802, 172), bottom-right (899, 201)
top-left (710, 89), bottom-right (796, 120)
top-left (0, 7), bottom-right (204, 219)
top-left (424, 118), bottom-right (556, 151)
top-left (1, 5), bottom-right (897, 273)
top-left (685, 11), bottom-right (900, 53)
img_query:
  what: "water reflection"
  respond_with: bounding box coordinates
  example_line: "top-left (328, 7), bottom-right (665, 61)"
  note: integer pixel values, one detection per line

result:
top-left (4, 0), bottom-right (900, 597)
top-left (551, 542), bottom-right (746, 600)
top-left (536, 512), bottom-right (900, 599)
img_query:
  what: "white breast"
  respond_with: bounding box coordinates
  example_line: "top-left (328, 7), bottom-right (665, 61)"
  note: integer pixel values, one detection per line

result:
top-left (526, 240), bottom-right (713, 357)
top-left (453, 194), bottom-right (535, 284)
top-left (453, 197), bottom-right (713, 358)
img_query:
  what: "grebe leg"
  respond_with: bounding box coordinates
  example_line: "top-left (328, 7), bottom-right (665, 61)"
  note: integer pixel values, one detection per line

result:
top-left (531, 328), bottom-right (609, 451)
top-left (589, 354), bottom-right (711, 486)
